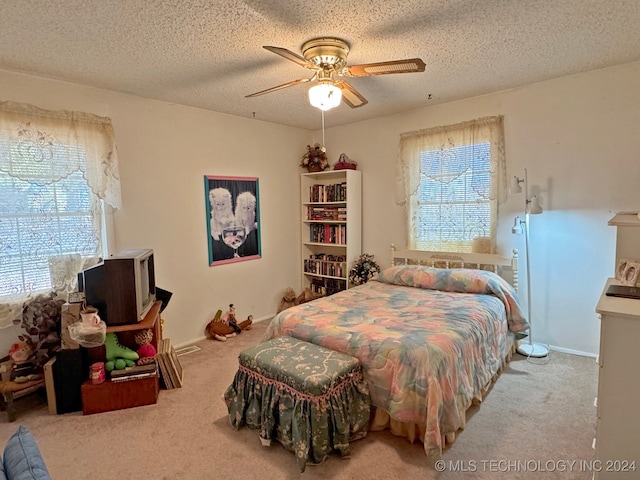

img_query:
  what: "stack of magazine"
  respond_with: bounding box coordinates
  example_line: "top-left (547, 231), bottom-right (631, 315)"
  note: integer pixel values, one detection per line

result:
top-left (156, 337), bottom-right (183, 389)
top-left (110, 363), bottom-right (157, 383)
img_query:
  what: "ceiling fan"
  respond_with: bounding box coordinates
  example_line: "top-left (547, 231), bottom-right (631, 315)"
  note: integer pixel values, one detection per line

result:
top-left (246, 37), bottom-right (426, 111)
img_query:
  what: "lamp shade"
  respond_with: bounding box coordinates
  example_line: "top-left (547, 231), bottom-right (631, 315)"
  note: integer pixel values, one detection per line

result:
top-left (511, 216), bottom-right (524, 235)
top-left (529, 195), bottom-right (543, 214)
top-left (510, 175), bottom-right (522, 194)
top-left (308, 82), bottom-right (342, 111)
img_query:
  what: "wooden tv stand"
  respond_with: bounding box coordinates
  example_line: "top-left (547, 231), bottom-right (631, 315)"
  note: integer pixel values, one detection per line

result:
top-left (106, 300), bottom-right (163, 351)
top-left (85, 300), bottom-right (163, 363)
top-left (81, 300), bottom-right (162, 414)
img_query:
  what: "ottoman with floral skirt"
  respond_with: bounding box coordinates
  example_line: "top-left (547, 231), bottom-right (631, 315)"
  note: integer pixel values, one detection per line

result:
top-left (223, 336), bottom-right (370, 471)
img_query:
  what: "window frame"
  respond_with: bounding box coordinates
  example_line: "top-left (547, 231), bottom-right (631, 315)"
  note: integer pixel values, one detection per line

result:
top-left (397, 116), bottom-right (506, 254)
top-left (414, 141), bottom-right (493, 252)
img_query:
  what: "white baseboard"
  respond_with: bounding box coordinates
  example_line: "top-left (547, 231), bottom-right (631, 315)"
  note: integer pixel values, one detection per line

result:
top-left (548, 344), bottom-right (598, 358)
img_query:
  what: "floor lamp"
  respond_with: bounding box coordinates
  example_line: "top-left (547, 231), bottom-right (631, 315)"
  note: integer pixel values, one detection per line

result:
top-left (510, 168), bottom-right (549, 358)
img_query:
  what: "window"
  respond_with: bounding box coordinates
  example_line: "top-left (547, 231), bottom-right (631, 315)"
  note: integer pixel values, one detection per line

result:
top-left (0, 100), bottom-right (121, 328)
top-left (397, 116), bottom-right (506, 253)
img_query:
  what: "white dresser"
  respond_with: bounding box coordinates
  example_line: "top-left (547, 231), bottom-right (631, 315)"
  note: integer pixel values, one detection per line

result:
top-left (594, 213), bottom-right (640, 479)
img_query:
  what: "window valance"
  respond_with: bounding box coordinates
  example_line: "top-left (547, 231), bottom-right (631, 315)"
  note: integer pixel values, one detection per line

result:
top-left (0, 100), bottom-right (121, 209)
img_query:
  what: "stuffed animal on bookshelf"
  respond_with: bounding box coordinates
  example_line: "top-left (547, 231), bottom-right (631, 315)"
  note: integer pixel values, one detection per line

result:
top-left (277, 287), bottom-right (298, 313)
top-left (104, 332), bottom-right (138, 372)
top-left (134, 329), bottom-right (157, 366)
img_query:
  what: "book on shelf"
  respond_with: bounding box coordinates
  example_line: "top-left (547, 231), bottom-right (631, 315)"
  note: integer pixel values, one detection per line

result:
top-left (307, 206), bottom-right (347, 221)
top-left (111, 371), bottom-right (157, 383)
top-left (309, 182), bottom-right (347, 203)
top-left (110, 363), bottom-right (157, 382)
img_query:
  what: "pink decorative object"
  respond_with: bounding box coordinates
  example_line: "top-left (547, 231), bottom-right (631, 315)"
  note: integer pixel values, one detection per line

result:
top-left (138, 343), bottom-right (157, 359)
top-left (333, 153), bottom-right (357, 170)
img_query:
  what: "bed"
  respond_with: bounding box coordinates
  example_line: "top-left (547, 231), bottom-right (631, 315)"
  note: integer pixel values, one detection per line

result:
top-left (263, 246), bottom-right (528, 459)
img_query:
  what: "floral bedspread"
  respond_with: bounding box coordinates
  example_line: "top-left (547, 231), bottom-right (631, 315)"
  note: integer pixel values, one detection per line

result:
top-left (264, 266), bottom-right (527, 458)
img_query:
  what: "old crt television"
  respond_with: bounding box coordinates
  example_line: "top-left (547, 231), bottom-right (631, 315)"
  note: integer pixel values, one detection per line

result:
top-left (78, 249), bottom-right (156, 326)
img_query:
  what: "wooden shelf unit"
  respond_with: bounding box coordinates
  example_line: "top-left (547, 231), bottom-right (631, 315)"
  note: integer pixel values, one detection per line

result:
top-left (81, 300), bottom-right (162, 414)
top-left (106, 300), bottom-right (163, 352)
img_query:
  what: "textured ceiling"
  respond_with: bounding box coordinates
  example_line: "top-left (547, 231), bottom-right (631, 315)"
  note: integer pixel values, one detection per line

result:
top-left (1, 0), bottom-right (640, 130)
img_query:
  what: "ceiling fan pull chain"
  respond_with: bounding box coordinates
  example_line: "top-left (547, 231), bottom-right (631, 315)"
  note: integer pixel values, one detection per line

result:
top-left (321, 110), bottom-right (326, 152)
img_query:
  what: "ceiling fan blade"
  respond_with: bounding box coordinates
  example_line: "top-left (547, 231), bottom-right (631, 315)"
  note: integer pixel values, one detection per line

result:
top-left (245, 78), bottom-right (311, 98)
top-left (344, 58), bottom-right (426, 77)
top-left (335, 80), bottom-right (368, 108)
top-left (263, 46), bottom-right (317, 69)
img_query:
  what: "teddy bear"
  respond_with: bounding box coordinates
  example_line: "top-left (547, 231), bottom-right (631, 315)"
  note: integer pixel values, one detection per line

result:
top-left (295, 287), bottom-right (324, 305)
top-left (134, 329), bottom-right (157, 366)
top-left (277, 287), bottom-right (298, 313)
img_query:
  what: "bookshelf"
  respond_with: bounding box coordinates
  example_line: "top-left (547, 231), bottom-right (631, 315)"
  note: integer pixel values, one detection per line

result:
top-left (301, 170), bottom-right (361, 295)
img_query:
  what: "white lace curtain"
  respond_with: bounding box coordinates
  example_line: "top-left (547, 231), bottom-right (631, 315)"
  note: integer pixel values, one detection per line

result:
top-left (0, 100), bottom-right (121, 329)
top-left (396, 116), bottom-right (507, 252)
top-left (0, 101), bottom-right (121, 209)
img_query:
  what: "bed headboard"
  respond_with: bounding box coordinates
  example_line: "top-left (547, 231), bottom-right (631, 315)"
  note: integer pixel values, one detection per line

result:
top-left (390, 245), bottom-right (520, 291)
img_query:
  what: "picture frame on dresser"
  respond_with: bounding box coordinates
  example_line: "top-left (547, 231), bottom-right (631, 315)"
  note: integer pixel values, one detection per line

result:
top-left (204, 175), bottom-right (261, 266)
top-left (615, 258), bottom-right (635, 281)
top-left (621, 261), bottom-right (640, 286)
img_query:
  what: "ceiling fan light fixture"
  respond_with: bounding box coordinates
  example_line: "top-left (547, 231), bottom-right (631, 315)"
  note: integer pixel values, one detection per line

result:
top-left (308, 81), bottom-right (342, 111)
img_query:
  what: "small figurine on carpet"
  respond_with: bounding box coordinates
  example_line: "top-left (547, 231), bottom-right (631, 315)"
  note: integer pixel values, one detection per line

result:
top-left (221, 304), bottom-right (252, 332)
top-left (206, 309), bottom-right (236, 342)
top-left (206, 304), bottom-right (252, 342)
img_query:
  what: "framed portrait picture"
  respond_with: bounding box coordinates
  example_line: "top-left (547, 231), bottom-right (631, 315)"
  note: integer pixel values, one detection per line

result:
top-left (621, 261), bottom-right (640, 286)
top-left (204, 175), bottom-right (261, 266)
top-left (616, 258), bottom-right (638, 282)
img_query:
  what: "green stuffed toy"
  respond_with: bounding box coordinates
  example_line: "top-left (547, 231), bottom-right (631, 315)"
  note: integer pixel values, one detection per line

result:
top-left (104, 332), bottom-right (139, 372)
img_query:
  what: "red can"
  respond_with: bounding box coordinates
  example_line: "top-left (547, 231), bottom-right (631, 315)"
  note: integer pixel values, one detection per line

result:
top-left (90, 362), bottom-right (105, 384)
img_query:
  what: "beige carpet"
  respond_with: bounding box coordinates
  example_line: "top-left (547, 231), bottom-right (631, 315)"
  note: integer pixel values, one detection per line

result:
top-left (0, 320), bottom-right (597, 479)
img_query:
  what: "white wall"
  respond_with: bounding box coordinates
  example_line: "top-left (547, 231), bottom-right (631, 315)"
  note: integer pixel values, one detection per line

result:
top-left (319, 61), bottom-right (640, 356)
top-left (2, 61), bottom-right (639, 358)
top-left (0, 69), bottom-right (309, 353)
